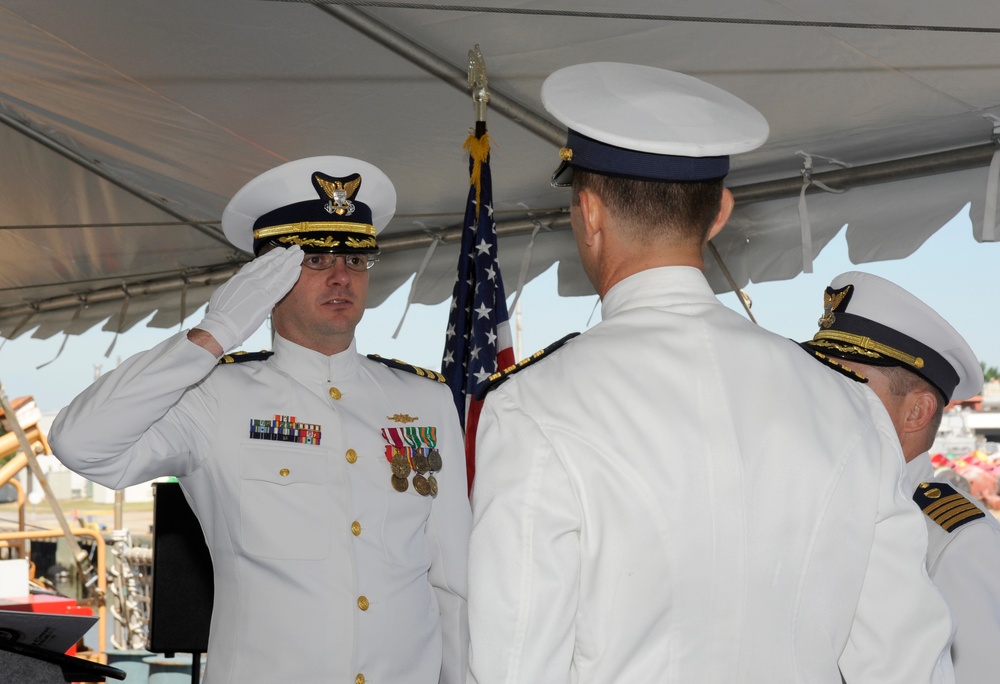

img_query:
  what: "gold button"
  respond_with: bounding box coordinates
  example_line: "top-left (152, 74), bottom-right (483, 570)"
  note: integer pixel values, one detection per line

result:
top-left (345, 449), bottom-right (358, 464)
top-left (279, 468), bottom-right (290, 477)
top-left (357, 596), bottom-right (369, 611)
top-left (329, 386), bottom-right (342, 400)
top-left (356, 675), bottom-right (365, 684)
top-left (351, 521), bottom-right (362, 536)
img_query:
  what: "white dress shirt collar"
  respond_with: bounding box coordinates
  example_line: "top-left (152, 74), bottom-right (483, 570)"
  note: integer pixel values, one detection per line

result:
top-left (271, 332), bottom-right (360, 382)
top-left (601, 266), bottom-right (717, 319)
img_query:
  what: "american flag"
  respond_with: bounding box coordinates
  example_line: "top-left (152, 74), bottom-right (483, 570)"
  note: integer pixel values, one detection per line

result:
top-left (442, 131), bottom-right (515, 494)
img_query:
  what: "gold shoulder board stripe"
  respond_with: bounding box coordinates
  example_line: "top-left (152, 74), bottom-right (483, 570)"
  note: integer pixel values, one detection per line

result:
top-left (218, 350), bottom-right (274, 365)
top-left (367, 354), bottom-right (446, 382)
top-left (804, 349), bottom-right (868, 384)
top-left (475, 332), bottom-right (580, 401)
top-left (913, 482), bottom-right (985, 533)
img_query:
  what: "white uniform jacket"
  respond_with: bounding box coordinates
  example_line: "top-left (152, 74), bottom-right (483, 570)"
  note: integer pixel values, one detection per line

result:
top-left (50, 332), bottom-right (471, 684)
top-left (468, 266), bottom-right (954, 684)
top-left (907, 452), bottom-right (1000, 684)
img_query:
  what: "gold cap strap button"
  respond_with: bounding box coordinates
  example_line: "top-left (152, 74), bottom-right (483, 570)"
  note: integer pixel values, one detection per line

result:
top-left (345, 448), bottom-right (358, 464)
top-left (351, 521), bottom-right (362, 536)
top-left (357, 596), bottom-right (369, 611)
top-left (329, 387), bottom-right (342, 400)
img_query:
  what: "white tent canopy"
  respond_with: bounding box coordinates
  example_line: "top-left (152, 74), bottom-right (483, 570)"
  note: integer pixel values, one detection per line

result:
top-left (2, 0), bottom-right (1000, 340)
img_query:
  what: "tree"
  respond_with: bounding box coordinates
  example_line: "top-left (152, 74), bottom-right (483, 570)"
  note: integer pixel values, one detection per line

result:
top-left (980, 361), bottom-right (999, 382)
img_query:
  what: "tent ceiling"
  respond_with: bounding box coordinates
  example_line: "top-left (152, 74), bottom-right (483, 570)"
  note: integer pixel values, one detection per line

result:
top-left (2, 0), bottom-right (1000, 339)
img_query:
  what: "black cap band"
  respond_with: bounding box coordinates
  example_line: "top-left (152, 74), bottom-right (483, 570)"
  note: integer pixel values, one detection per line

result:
top-left (805, 311), bottom-right (958, 400)
top-left (551, 129), bottom-right (730, 186)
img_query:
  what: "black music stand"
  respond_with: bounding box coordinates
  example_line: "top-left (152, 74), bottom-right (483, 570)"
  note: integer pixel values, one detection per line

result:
top-left (147, 482), bottom-right (214, 684)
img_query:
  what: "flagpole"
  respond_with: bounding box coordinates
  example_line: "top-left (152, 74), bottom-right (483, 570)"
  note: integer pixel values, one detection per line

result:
top-left (442, 46), bottom-right (516, 495)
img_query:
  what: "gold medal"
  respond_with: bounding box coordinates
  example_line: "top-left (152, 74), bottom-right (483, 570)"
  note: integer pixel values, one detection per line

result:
top-left (390, 451), bottom-right (411, 478)
top-left (413, 452), bottom-right (430, 474)
top-left (428, 475), bottom-right (438, 498)
top-left (391, 475), bottom-right (409, 493)
top-left (413, 474), bottom-right (431, 496)
top-left (427, 448), bottom-right (443, 472)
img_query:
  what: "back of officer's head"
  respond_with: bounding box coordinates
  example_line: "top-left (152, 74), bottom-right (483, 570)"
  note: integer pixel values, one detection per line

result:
top-left (541, 62), bottom-right (767, 246)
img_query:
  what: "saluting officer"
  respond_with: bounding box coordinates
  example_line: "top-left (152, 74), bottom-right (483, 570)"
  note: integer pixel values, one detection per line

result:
top-left (50, 157), bottom-right (470, 684)
top-left (466, 63), bottom-right (955, 684)
top-left (803, 270), bottom-right (1000, 683)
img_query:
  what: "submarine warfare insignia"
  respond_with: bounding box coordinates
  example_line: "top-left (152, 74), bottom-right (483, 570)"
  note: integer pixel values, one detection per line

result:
top-left (381, 426), bottom-right (441, 497)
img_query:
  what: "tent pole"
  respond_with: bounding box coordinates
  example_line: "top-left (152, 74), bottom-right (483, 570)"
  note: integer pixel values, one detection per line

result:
top-left (732, 142), bottom-right (996, 204)
top-left (314, 3), bottom-right (565, 146)
top-left (0, 108), bottom-right (233, 248)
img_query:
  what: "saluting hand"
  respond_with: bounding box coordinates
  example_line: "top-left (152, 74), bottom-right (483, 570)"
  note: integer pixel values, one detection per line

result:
top-left (194, 245), bottom-right (303, 354)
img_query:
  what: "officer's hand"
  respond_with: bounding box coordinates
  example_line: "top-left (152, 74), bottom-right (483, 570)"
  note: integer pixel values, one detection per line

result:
top-left (195, 246), bottom-right (303, 353)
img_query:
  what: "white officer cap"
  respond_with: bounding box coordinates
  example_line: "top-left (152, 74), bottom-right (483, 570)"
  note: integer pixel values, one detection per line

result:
top-left (541, 62), bottom-right (769, 186)
top-left (803, 271), bottom-right (983, 402)
top-left (222, 155), bottom-right (396, 255)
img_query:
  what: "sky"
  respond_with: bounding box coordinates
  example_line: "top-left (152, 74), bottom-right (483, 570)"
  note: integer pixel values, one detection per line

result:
top-left (1, 204), bottom-right (997, 416)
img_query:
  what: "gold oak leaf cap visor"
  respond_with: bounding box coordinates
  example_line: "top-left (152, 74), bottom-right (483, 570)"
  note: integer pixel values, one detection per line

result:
top-left (540, 62), bottom-right (769, 186)
top-left (222, 155), bottom-right (397, 256)
top-left (802, 271), bottom-right (983, 402)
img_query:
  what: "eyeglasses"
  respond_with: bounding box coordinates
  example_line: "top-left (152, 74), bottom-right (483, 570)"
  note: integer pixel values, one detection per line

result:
top-left (301, 253), bottom-right (379, 272)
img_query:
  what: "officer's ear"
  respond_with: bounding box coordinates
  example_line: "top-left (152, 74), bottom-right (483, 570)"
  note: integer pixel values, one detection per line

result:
top-left (576, 187), bottom-right (605, 248)
top-left (903, 389), bottom-right (938, 435)
top-left (707, 188), bottom-right (734, 241)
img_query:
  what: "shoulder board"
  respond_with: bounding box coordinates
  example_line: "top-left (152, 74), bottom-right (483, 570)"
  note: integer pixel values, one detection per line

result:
top-left (803, 347), bottom-right (868, 384)
top-left (913, 481), bottom-right (986, 533)
top-left (217, 350), bottom-right (274, 365)
top-left (476, 332), bottom-right (580, 400)
top-left (367, 354), bottom-right (446, 383)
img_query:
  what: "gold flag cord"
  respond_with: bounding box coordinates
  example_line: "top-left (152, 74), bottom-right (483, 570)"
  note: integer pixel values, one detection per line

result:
top-left (463, 133), bottom-right (492, 221)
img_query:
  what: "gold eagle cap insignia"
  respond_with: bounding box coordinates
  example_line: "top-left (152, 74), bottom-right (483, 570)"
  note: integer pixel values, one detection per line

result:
top-left (818, 284), bottom-right (853, 329)
top-left (313, 172), bottom-right (362, 217)
top-left (314, 174), bottom-right (362, 201)
top-left (387, 413), bottom-right (419, 424)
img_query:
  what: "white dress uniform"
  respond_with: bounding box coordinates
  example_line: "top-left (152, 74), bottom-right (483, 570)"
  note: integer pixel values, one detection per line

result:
top-left (468, 267), bottom-right (954, 684)
top-left (907, 452), bottom-right (1000, 683)
top-left (50, 331), bottom-right (470, 684)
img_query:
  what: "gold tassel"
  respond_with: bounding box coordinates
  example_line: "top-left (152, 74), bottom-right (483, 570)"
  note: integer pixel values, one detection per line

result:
top-left (463, 133), bottom-right (492, 220)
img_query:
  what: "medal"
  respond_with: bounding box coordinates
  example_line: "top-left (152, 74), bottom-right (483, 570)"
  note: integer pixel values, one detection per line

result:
top-left (427, 448), bottom-right (443, 472)
top-left (412, 451), bottom-right (430, 474)
top-left (391, 475), bottom-right (409, 493)
top-left (413, 474), bottom-right (431, 496)
top-left (390, 451), bottom-right (411, 478)
top-left (428, 475), bottom-right (438, 498)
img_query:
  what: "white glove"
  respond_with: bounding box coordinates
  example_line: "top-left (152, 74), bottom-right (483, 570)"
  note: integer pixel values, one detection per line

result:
top-left (196, 245), bottom-right (303, 352)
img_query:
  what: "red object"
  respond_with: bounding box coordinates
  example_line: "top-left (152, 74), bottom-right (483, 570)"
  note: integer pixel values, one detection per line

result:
top-left (0, 594), bottom-right (93, 655)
